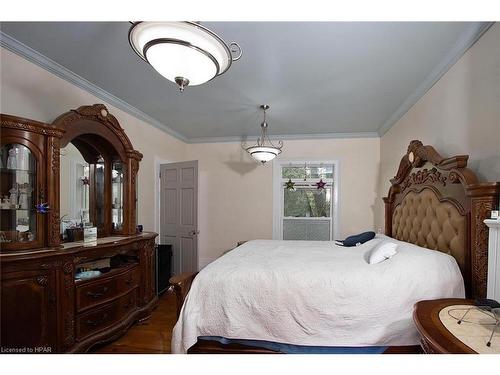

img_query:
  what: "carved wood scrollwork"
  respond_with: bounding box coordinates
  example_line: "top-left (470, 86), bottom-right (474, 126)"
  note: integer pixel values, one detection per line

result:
top-left (40, 261), bottom-right (62, 269)
top-left (63, 261), bottom-right (73, 275)
top-left (401, 167), bottom-right (447, 192)
top-left (62, 260), bottom-right (75, 348)
top-left (470, 199), bottom-right (492, 298)
top-left (35, 276), bottom-right (48, 286)
top-left (46, 135), bottom-right (61, 247)
top-left (0, 115), bottom-right (64, 137)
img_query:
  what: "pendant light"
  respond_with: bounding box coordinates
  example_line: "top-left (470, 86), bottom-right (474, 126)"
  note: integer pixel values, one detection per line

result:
top-left (129, 22), bottom-right (242, 91)
top-left (244, 105), bottom-right (283, 164)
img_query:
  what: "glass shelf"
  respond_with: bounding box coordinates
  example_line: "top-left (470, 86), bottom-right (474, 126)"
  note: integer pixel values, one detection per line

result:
top-left (1, 168), bottom-right (36, 174)
top-left (1, 143), bottom-right (38, 247)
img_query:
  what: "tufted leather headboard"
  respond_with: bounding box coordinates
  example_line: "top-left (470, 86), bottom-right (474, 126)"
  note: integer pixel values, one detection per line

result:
top-left (392, 189), bottom-right (467, 273)
top-left (383, 141), bottom-right (500, 299)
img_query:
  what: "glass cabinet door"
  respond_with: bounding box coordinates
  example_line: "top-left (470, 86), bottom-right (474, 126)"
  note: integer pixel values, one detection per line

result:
top-left (111, 161), bottom-right (124, 231)
top-left (0, 143), bottom-right (38, 247)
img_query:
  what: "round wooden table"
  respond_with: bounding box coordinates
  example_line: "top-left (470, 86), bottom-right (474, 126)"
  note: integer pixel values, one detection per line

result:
top-left (413, 299), bottom-right (477, 354)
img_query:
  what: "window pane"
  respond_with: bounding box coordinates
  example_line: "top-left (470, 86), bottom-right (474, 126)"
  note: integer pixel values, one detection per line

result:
top-left (282, 165), bottom-right (333, 179)
top-left (284, 187), bottom-right (331, 217)
top-left (283, 219), bottom-right (330, 241)
top-left (309, 165), bottom-right (333, 179)
top-left (282, 166), bottom-right (306, 179)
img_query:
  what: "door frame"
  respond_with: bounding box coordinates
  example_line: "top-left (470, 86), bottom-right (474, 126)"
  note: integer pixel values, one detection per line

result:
top-left (154, 156), bottom-right (172, 243)
top-left (272, 158), bottom-right (340, 241)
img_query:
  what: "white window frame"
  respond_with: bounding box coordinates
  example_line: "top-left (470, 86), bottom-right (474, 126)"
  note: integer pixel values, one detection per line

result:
top-left (272, 159), bottom-right (340, 240)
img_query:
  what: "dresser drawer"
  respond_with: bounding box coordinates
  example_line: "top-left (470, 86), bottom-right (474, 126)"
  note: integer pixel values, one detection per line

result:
top-left (76, 266), bottom-right (140, 312)
top-left (76, 288), bottom-right (138, 341)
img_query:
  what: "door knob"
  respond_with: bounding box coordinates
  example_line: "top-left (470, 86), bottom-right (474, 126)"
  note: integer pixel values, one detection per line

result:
top-left (189, 230), bottom-right (200, 236)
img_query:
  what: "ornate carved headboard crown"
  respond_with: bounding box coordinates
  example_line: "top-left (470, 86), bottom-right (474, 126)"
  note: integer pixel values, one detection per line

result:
top-left (383, 140), bottom-right (499, 298)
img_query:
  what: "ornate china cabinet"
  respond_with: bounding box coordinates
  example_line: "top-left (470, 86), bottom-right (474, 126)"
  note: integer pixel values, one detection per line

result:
top-left (0, 105), bottom-right (158, 353)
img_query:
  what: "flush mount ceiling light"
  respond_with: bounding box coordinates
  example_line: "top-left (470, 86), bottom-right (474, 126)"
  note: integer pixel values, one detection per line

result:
top-left (244, 105), bottom-right (283, 164)
top-left (129, 21), bottom-right (242, 91)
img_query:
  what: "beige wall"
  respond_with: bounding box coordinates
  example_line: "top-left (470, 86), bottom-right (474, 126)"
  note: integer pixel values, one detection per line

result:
top-left (187, 138), bottom-right (380, 266)
top-left (4, 21), bottom-right (498, 269)
top-left (0, 47), bottom-right (187, 232)
top-left (375, 23), bottom-right (500, 229)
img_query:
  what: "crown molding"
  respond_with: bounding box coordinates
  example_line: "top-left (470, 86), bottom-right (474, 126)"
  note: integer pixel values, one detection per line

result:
top-left (1, 22), bottom-right (493, 143)
top-left (187, 131), bottom-right (380, 144)
top-left (0, 31), bottom-right (189, 142)
top-left (377, 22), bottom-right (494, 136)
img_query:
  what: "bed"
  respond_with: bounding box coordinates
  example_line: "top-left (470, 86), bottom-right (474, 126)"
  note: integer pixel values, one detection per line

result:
top-left (170, 140), bottom-right (500, 354)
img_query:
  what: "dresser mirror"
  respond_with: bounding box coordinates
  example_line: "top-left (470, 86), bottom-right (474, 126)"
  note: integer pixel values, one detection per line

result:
top-left (59, 134), bottom-right (126, 241)
top-left (59, 142), bottom-right (90, 239)
top-left (51, 104), bottom-right (142, 243)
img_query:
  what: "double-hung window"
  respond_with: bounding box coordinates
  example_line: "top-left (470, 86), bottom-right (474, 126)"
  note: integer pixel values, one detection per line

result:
top-left (273, 160), bottom-right (339, 241)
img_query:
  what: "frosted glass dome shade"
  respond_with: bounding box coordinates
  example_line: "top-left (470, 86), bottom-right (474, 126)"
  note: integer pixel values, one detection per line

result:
top-left (145, 42), bottom-right (218, 86)
top-left (129, 22), bottom-right (239, 90)
top-left (246, 146), bottom-right (282, 164)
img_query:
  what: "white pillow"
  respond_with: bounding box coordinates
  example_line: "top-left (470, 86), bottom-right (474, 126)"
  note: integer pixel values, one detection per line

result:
top-left (369, 241), bottom-right (398, 264)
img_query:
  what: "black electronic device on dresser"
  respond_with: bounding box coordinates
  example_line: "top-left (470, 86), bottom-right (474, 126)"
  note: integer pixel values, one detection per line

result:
top-left (156, 244), bottom-right (173, 295)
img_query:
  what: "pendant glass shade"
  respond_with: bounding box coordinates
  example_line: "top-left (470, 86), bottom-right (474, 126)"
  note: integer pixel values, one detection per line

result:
top-left (246, 146), bottom-right (282, 163)
top-left (244, 105), bottom-right (283, 164)
top-left (129, 22), bottom-right (241, 91)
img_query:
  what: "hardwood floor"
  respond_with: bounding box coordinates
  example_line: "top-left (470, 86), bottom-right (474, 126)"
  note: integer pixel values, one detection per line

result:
top-left (92, 289), bottom-right (177, 354)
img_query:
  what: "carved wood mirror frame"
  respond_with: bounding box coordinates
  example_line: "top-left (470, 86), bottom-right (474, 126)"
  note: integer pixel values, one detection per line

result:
top-left (52, 104), bottom-right (143, 242)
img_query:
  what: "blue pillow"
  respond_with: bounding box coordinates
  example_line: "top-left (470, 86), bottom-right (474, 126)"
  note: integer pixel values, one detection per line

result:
top-left (335, 231), bottom-right (376, 247)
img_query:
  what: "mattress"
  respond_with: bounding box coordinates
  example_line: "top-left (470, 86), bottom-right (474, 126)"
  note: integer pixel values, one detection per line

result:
top-left (172, 236), bottom-right (465, 353)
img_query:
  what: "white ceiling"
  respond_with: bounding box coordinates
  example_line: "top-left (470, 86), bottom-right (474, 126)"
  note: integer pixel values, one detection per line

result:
top-left (0, 22), bottom-right (491, 142)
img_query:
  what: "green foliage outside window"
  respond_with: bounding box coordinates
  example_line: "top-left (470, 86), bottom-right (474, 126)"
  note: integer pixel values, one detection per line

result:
top-left (284, 188), bottom-right (331, 217)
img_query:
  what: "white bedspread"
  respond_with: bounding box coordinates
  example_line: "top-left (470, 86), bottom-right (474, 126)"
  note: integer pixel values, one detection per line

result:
top-left (171, 237), bottom-right (465, 353)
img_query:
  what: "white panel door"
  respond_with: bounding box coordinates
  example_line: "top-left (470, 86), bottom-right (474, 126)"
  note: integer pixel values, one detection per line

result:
top-left (160, 161), bottom-right (198, 275)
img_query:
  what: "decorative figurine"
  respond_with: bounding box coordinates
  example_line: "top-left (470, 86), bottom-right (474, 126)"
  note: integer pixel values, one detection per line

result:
top-left (6, 147), bottom-right (17, 170)
top-left (9, 184), bottom-right (18, 208)
top-left (1, 196), bottom-right (11, 209)
top-left (80, 176), bottom-right (90, 185)
top-left (36, 202), bottom-right (50, 214)
top-left (18, 183), bottom-right (32, 210)
top-left (316, 179), bottom-right (327, 190)
top-left (285, 178), bottom-right (296, 191)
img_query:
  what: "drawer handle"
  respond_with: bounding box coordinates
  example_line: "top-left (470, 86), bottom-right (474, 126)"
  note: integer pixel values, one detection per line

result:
top-left (125, 277), bottom-right (134, 286)
top-left (86, 313), bottom-right (109, 327)
top-left (86, 286), bottom-right (109, 298)
top-left (124, 298), bottom-right (135, 309)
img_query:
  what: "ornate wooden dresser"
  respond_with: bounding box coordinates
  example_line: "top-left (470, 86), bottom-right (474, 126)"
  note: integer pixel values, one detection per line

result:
top-left (0, 105), bottom-right (158, 353)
